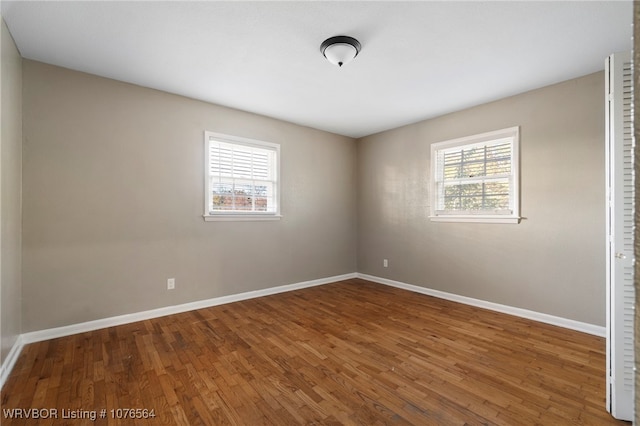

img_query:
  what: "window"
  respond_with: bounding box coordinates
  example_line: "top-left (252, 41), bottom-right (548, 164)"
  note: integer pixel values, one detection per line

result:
top-left (204, 131), bottom-right (280, 221)
top-left (430, 126), bottom-right (520, 224)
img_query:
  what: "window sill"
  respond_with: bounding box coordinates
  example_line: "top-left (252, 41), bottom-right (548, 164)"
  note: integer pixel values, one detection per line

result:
top-left (429, 215), bottom-right (521, 224)
top-left (203, 214), bottom-right (282, 222)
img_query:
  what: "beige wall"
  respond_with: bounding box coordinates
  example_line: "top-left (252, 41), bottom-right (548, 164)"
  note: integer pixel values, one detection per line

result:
top-left (357, 72), bottom-right (605, 326)
top-left (22, 60), bottom-right (357, 332)
top-left (17, 59), bottom-right (610, 331)
top-left (1, 18), bottom-right (23, 363)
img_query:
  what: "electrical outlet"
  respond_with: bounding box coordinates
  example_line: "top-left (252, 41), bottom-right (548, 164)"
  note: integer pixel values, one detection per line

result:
top-left (383, 259), bottom-right (388, 268)
top-left (167, 278), bottom-right (175, 290)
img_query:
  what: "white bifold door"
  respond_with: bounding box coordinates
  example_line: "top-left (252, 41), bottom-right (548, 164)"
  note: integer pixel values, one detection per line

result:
top-left (605, 51), bottom-right (634, 421)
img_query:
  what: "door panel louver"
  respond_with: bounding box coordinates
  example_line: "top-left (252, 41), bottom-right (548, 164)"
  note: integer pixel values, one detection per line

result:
top-left (605, 51), bottom-right (635, 422)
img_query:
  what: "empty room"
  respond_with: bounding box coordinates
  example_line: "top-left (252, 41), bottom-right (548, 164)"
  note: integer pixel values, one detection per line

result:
top-left (0, 1), bottom-right (637, 425)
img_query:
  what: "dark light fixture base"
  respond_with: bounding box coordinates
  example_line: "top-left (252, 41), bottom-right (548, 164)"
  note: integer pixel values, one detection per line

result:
top-left (320, 35), bottom-right (361, 67)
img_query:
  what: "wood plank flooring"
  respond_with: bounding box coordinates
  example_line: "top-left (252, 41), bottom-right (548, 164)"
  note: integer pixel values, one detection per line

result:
top-left (1, 279), bottom-right (629, 425)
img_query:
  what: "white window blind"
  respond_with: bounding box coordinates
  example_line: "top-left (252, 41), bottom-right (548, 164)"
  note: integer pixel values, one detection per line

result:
top-left (430, 127), bottom-right (520, 223)
top-left (204, 132), bottom-right (280, 220)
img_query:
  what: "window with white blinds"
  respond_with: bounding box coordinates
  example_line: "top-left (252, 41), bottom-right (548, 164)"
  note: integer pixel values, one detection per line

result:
top-left (430, 127), bottom-right (520, 223)
top-left (204, 131), bottom-right (280, 221)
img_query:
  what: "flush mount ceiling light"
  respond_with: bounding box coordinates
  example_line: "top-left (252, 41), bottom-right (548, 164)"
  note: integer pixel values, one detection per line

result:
top-left (320, 35), bottom-right (361, 67)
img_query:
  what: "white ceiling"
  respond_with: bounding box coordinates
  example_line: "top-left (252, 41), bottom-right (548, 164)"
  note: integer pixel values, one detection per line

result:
top-left (1, 1), bottom-right (633, 138)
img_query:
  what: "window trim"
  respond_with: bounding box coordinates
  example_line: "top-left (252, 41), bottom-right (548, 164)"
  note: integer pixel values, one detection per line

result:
top-left (429, 126), bottom-right (520, 224)
top-left (203, 131), bottom-right (281, 222)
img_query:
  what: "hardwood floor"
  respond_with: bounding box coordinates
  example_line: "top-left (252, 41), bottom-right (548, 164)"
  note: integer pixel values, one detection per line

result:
top-left (1, 279), bottom-right (629, 425)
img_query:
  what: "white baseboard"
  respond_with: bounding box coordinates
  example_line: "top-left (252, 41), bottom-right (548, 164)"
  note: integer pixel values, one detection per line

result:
top-left (21, 272), bottom-right (358, 345)
top-left (0, 335), bottom-right (25, 389)
top-left (3, 273), bottom-right (355, 387)
top-left (3, 270), bottom-right (605, 389)
top-left (357, 273), bottom-right (606, 337)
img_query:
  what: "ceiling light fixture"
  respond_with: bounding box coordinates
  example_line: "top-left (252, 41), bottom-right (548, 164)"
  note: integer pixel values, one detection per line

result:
top-left (320, 35), bottom-right (361, 67)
